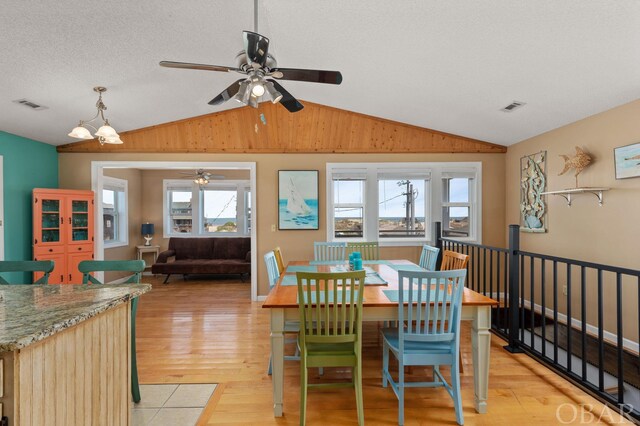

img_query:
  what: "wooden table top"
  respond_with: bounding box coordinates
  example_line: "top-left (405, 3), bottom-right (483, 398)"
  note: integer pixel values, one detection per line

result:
top-left (262, 260), bottom-right (498, 309)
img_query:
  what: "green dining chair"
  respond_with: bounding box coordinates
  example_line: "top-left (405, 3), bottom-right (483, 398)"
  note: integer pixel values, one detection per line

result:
top-left (0, 260), bottom-right (55, 284)
top-left (381, 269), bottom-right (467, 425)
top-left (297, 270), bottom-right (366, 426)
top-left (418, 244), bottom-right (440, 271)
top-left (347, 241), bottom-right (379, 260)
top-left (264, 251), bottom-right (300, 375)
top-left (313, 242), bottom-right (347, 262)
top-left (78, 259), bottom-right (145, 403)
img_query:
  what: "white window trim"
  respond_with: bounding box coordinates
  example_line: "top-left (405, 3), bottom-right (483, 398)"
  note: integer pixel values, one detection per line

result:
top-left (326, 162), bottom-right (482, 246)
top-left (163, 179), bottom-right (250, 238)
top-left (103, 176), bottom-right (129, 249)
top-left (440, 169), bottom-right (480, 242)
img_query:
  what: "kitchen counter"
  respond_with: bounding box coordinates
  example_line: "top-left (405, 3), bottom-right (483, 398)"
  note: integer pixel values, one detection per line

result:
top-left (0, 283), bottom-right (151, 425)
top-left (0, 283), bottom-right (150, 352)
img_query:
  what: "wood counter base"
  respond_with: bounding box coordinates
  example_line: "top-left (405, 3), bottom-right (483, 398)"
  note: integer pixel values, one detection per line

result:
top-left (1, 302), bottom-right (131, 425)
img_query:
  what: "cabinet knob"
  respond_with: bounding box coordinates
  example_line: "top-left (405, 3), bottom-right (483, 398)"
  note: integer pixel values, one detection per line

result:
top-left (49, 249), bottom-right (53, 252)
top-left (78, 247), bottom-right (82, 250)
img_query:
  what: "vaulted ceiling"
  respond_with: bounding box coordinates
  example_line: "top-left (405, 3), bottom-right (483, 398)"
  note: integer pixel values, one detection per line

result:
top-left (2, 0), bottom-right (639, 146)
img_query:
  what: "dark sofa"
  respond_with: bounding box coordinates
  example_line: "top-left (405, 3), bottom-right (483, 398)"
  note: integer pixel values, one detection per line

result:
top-left (151, 237), bottom-right (251, 283)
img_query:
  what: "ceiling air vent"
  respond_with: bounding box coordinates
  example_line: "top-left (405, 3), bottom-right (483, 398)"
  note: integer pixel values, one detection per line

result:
top-left (12, 99), bottom-right (48, 111)
top-left (501, 101), bottom-right (526, 112)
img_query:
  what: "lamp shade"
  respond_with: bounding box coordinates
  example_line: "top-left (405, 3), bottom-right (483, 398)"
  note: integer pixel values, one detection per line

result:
top-left (141, 223), bottom-right (155, 236)
top-left (68, 126), bottom-right (93, 139)
top-left (95, 124), bottom-right (118, 139)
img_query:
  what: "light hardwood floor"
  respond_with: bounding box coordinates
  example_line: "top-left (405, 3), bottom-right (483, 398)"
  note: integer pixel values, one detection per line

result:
top-left (136, 276), bottom-right (632, 425)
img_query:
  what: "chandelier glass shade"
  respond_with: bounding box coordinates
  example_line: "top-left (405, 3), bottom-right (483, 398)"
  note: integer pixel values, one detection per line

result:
top-left (68, 87), bottom-right (124, 145)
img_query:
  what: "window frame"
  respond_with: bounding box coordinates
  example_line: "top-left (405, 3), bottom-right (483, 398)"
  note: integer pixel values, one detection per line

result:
top-left (331, 176), bottom-right (367, 241)
top-left (162, 179), bottom-right (251, 238)
top-left (102, 176), bottom-right (128, 249)
top-left (326, 162), bottom-right (482, 246)
top-left (441, 173), bottom-right (475, 239)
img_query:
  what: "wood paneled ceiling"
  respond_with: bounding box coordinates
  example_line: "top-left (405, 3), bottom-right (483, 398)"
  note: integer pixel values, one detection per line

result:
top-left (56, 101), bottom-right (506, 154)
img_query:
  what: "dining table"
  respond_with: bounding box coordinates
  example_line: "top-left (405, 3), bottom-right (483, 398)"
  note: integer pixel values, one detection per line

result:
top-left (262, 259), bottom-right (499, 417)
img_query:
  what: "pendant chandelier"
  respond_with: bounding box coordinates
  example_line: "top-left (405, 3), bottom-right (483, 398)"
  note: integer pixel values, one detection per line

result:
top-left (68, 86), bottom-right (123, 145)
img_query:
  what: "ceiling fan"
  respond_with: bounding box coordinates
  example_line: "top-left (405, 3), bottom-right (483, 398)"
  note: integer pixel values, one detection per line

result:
top-left (179, 169), bottom-right (225, 185)
top-left (159, 0), bottom-right (342, 113)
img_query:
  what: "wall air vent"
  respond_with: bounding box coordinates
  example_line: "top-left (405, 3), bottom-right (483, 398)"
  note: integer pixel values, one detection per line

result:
top-left (12, 99), bottom-right (48, 110)
top-left (501, 101), bottom-right (526, 112)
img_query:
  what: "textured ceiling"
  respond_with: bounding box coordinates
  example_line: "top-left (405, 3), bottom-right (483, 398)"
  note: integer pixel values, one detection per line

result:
top-left (1, 0), bottom-right (639, 146)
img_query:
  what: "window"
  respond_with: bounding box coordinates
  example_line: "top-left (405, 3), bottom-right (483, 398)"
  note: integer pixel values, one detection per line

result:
top-left (332, 174), bottom-right (365, 238)
top-left (103, 177), bottom-right (128, 247)
top-left (163, 180), bottom-right (251, 237)
top-left (442, 175), bottom-right (473, 238)
top-left (378, 175), bottom-right (428, 239)
top-left (327, 163), bottom-right (481, 244)
top-left (203, 189), bottom-right (238, 233)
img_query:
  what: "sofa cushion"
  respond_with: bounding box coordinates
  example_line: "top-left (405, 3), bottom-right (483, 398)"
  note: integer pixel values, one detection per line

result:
top-left (212, 237), bottom-right (251, 260)
top-left (169, 237), bottom-right (215, 260)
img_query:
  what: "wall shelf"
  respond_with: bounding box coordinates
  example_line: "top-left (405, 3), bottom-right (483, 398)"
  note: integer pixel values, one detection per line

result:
top-left (541, 187), bottom-right (610, 207)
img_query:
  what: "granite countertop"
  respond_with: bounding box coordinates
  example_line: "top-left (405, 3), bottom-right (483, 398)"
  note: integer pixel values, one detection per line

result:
top-left (0, 283), bottom-right (151, 352)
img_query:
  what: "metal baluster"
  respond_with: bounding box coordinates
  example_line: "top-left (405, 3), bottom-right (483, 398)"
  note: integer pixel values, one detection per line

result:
top-left (597, 269), bottom-right (604, 392)
top-left (520, 255), bottom-right (525, 342)
top-left (541, 259), bottom-right (546, 358)
top-left (616, 272), bottom-right (624, 404)
top-left (567, 264), bottom-right (572, 373)
top-left (483, 248), bottom-right (487, 296)
top-left (553, 261), bottom-right (558, 363)
top-left (531, 256), bottom-right (535, 349)
top-left (504, 251), bottom-right (509, 334)
top-left (581, 266), bottom-right (587, 381)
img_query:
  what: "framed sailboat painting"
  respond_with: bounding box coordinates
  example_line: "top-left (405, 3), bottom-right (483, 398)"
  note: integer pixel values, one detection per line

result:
top-left (278, 170), bottom-right (319, 230)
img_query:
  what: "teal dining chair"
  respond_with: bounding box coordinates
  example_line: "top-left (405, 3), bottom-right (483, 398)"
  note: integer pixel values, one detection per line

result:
top-left (297, 270), bottom-right (366, 426)
top-left (264, 251), bottom-right (300, 375)
top-left (313, 242), bottom-right (347, 262)
top-left (381, 269), bottom-right (467, 425)
top-left (78, 259), bottom-right (145, 403)
top-left (418, 244), bottom-right (440, 271)
top-left (0, 260), bottom-right (55, 284)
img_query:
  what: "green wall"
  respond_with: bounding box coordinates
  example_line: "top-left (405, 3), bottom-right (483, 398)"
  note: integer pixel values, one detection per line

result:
top-left (0, 131), bottom-right (58, 281)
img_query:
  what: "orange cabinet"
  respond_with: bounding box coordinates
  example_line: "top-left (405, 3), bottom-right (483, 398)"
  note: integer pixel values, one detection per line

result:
top-left (33, 189), bottom-right (94, 284)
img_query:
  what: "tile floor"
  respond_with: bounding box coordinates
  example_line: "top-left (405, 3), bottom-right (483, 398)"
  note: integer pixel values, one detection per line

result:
top-left (131, 383), bottom-right (217, 426)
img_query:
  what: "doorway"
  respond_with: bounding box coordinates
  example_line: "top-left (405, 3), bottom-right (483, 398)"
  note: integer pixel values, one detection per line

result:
top-left (91, 161), bottom-right (258, 301)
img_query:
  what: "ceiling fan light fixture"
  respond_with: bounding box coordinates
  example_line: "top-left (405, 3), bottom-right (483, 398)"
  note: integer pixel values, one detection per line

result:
top-left (103, 135), bottom-right (124, 145)
top-left (194, 176), bottom-right (209, 185)
top-left (250, 82), bottom-right (265, 97)
top-left (95, 123), bottom-right (118, 139)
top-left (264, 81), bottom-right (282, 104)
top-left (68, 125), bottom-right (93, 139)
top-left (248, 94), bottom-right (259, 108)
top-left (232, 81), bottom-right (251, 104)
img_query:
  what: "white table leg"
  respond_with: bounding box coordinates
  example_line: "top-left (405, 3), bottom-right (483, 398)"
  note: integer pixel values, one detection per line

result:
top-left (270, 308), bottom-right (285, 417)
top-left (471, 305), bottom-right (491, 414)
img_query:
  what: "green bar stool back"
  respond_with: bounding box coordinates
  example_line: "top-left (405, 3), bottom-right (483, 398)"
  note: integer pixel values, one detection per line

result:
top-left (0, 260), bottom-right (54, 284)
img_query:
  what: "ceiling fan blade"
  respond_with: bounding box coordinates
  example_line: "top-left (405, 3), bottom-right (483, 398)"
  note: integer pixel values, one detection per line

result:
top-left (267, 79), bottom-right (304, 113)
top-left (208, 79), bottom-right (246, 105)
top-left (160, 61), bottom-right (240, 73)
top-left (270, 68), bottom-right (342, 85)
top-left (243, 31), bottom-right (270, 68)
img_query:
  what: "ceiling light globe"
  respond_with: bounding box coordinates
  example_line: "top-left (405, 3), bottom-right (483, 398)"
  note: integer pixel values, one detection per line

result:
top-left (68, 126), bottom-right (93, 139)
top-left (264, 82), bottom-right (283, 104)
top-left (104, 136), bottom-right (124, 144)
top-left (251, 83), bottom-right (265, 97)
top-left (95, 125), bottom-right (118, 139)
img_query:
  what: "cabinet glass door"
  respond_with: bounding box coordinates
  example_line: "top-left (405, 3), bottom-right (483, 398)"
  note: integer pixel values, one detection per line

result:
top-left (71, 200), bottom-right (90, 242)
top-left (41, 199), bottom-right (61, 243)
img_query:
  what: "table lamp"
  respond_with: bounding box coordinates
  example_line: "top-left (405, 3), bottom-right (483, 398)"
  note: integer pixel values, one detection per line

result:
top-left (141, 223), bottom-right (155, 246)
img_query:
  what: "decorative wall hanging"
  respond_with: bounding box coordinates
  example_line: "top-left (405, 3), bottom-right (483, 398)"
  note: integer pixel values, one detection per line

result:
top-left (520, 151), bottom-right (547, 233)
top-left (278, 170), bottom-right (319, 230)
top-left (558, 146), bottom-right (592, 187)
top-left (614, 142), bottom-right (640, 179)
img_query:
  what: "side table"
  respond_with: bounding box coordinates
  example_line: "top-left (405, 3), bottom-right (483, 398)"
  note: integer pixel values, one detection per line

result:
top-left (136, 245), bottom-right (160, 271)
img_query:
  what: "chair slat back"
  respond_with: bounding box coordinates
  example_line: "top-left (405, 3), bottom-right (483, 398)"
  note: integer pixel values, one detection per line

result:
top-left (264, 251), bottom-right (280, 289)
top-left (296, 271), bottom-right (365, 344)
top-left (0, 260), bottom-right (55, 284)
top-left (78, 260), bottom-right (145, 284)
top-left (440, 250), bottom-right (469, 271)
top-left (418, 244), bottom-right (440, 271)
top-left (347, 242), bottom-right (379, 261)
top-left (313, 242), bottom-right (347, 262)
top-left (273, 246), bottom-right (285, 274)
top-left (397, 269), bottom-right (466, 347)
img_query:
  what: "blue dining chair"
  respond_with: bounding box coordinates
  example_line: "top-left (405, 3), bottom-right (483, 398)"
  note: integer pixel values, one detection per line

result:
top-left (0, 260), bottom-right (55, 284)
top-left (264, 251), bottom-right (300, 375)
top-left (78, 260), bottom-right (145, 403)
top-left (381, 269), bottom-right (467, 425)
top-left (418, 244), bottom-right (440, 271)
top-left (313, 242), bottom-right (347, 262)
